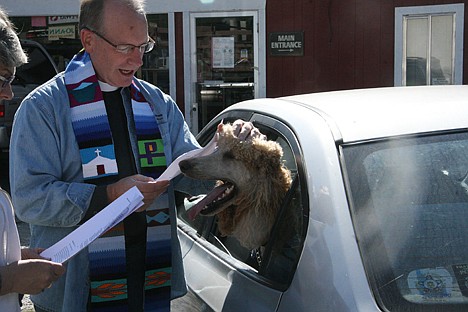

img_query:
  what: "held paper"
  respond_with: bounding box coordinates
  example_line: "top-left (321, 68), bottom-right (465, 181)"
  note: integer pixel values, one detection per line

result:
top-left (155, 131), bottom-right (218, 182)
top-left (40, 186), bottom-right (144, 263)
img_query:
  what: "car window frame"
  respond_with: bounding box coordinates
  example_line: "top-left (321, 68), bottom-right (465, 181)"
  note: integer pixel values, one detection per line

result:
top-left (177, 110), bottom-right (309, 291)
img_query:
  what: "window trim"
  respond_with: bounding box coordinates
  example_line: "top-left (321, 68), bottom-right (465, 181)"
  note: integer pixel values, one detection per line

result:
top-left (394, 4), bottom-right (464, 86)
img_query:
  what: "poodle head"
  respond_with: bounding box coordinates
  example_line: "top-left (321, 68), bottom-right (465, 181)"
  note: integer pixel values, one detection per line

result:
top-left (179, 123), bottom-right (292, 249)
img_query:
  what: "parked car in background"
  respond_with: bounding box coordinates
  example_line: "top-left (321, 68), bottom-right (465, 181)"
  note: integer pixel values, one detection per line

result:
top-left (176, 86), bottom-right (468, 311)
top-left (0, 39), bottom-right (58, 154)
top-left (0, 39), bottom-right (58, 192)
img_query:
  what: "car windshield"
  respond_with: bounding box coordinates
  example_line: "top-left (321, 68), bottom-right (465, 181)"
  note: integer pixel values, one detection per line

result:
top-left (342, 130), bottom-right (468, 311)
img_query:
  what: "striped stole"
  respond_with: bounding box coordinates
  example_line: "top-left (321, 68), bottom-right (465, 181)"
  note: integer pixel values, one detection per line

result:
top-left (65, 51), bottom-right (171, 311)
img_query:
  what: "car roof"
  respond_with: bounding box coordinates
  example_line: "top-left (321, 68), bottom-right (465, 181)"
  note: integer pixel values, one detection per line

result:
top-left (228, 85), bottom-right (468, 143)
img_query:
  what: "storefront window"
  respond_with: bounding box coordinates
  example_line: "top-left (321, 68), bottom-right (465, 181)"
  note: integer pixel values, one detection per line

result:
top-left (11, 14), bottom-right (170, 94)
top-left (140, 14), bottom-right (169, 94)
top-left (12, 16), bottom-right (82, 72)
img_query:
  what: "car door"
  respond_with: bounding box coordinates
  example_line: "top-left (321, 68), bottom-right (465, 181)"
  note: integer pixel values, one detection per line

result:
top-left (176, 111), bottom-right (309, 311)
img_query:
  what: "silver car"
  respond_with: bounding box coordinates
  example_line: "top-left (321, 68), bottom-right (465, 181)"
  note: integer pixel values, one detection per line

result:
top-left (176, 86), bottom-right (468, 312)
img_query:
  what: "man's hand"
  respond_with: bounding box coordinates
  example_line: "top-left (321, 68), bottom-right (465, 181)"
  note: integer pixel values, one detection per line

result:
top-left (228, 119), bottom-right (266, 141)
top-left (107, 174), bottom-right (170, 211)
top-left (0, 259), bottom-right (65, 295)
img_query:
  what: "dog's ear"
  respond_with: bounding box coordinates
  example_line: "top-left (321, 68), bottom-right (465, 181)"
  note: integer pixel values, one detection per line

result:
top-left (217, 122), bottom-right (224, 133)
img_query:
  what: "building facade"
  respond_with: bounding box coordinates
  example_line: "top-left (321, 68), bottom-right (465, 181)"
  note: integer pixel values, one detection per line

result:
top-left (2, 0), bottom-right (466, 133)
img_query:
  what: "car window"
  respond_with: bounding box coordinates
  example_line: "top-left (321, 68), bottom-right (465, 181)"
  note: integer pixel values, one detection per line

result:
top-left (14, 44), bottom-right (57, 85)
top-left (342, 130), bottom-right (468, 311)
top-left (176, 116), bottom-right (307, 289)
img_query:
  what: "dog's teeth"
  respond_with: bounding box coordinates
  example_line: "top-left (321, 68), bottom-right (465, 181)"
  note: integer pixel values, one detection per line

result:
top-left (212, 186), bottom-right (232, 203)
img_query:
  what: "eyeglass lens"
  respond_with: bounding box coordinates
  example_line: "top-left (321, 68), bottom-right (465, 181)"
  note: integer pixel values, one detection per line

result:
top-left (0, 75), bottom-right (14, 89)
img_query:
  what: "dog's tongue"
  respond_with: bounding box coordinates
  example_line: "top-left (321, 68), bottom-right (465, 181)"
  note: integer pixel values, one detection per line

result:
top-left (187, 184), bottom-right (229, 220)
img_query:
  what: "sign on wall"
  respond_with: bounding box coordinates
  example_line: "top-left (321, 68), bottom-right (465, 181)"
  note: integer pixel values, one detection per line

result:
top-left (48, 15), bottom-right (79, 25)
top-left (48, 24), bottom-right (76, 40)
top-left (269, 32), bottom-right (304, 56)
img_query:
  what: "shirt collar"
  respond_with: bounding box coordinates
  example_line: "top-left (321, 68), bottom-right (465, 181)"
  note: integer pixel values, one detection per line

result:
top-left (98, 81), bottom-right (119, 92)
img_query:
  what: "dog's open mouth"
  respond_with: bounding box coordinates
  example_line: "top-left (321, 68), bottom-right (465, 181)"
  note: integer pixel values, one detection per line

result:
top-left (187, 182), bottom-right (237, 220)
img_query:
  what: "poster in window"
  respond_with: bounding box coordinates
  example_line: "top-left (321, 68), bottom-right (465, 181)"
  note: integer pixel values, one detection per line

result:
top-left (212, 37), bottom-right (234, 69)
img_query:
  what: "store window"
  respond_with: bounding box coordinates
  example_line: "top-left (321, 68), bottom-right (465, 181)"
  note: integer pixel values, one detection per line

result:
top-left (11, 14), bottom-right (170, 94)
top-left (394, 4), bottom-right (464, 86)
top-left (139, 14), bottom-right (170, 94)
top-left (11, 15), bottom-right (82, 71)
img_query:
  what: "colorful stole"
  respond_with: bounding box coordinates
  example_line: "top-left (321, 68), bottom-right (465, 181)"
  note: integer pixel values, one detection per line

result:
top-left (65, 51), bottom-right (171, 311)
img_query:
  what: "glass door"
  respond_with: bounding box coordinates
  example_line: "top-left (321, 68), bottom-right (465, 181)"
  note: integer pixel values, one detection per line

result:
top-left (189, 12), bottom-right (258, 133)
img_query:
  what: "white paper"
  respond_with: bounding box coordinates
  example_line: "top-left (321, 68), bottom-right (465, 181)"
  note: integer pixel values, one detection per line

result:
top-left (155, 132), bottom-right (218, 182)
top-left (40, 186), bottom-right (144, 263)
top-left (212, 37), bottom-right (235, 68)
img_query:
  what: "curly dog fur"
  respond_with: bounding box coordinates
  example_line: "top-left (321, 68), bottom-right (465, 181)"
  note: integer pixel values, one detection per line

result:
top-left (179, 123), bottom-right (292, 249)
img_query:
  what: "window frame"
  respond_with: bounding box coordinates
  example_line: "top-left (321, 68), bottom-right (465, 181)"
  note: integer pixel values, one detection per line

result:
top-left (176, 110), bottom-right (309, 291)
top-left (394, 4), bottom-right (464, 86)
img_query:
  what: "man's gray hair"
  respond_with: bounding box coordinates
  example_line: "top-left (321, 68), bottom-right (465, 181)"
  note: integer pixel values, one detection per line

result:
top-left (0, 6), bottom-right (27, 68)
top-left (79, 0), bottom-right (146, 33)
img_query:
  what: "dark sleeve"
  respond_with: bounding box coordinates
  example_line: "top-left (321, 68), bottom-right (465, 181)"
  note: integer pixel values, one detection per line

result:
top-left (81, 185), bottom-right (109, 222)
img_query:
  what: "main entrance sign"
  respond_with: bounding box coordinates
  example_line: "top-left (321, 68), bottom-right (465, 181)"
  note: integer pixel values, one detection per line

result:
top-left (269, 32), bottom-right (304, 56)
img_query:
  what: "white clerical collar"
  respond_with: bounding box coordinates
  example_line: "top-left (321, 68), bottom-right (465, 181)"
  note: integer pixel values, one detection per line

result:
top-left (98, 81), bottom-right (119, 92)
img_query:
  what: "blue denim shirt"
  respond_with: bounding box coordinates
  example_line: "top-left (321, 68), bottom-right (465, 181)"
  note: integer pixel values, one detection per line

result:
top-left (9, 72), bottom-right (200, 312)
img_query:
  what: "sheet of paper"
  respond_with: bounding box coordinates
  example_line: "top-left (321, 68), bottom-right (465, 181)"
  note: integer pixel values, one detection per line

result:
top-left (155, 132), bottom-right (218, 182)
top-left (40, 186), bottom-right (144, 263)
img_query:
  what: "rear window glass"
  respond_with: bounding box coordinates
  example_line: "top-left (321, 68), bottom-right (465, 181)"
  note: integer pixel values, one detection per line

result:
top-left (343, 131), bottom-right (468, 311)
top-left (14, 44), bottom-right (57, 85)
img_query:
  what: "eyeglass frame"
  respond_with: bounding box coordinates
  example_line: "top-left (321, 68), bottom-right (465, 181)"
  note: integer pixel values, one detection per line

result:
top-left (82, 26), bottom-right (155, 54)
top-left (0, 74), bottom-right (15, 91)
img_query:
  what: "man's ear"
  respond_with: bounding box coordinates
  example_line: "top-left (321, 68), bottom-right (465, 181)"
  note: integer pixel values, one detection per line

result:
top-left (80, 28), bottom-right (94, 52)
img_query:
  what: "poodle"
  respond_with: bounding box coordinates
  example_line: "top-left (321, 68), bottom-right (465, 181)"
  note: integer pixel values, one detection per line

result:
top-left (179, 122), bottom-right (292, 250)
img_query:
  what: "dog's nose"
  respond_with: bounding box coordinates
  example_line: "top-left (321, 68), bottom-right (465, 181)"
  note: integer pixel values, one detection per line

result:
top-left (179, 159), bottom-right (192, 172)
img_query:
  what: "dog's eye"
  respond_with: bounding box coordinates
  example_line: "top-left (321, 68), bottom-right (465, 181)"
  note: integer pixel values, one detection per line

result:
top-left (223, 151), bottom-right (234, 159)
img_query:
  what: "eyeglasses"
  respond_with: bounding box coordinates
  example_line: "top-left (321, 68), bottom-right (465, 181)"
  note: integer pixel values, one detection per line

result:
top-left (0, 74), bottom-right (15, 91)
top-left (83, 27), bottom-right (155, 54)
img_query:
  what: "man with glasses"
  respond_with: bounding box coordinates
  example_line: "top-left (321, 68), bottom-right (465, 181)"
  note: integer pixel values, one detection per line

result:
top-left (10, 0), bottom-right (258, 311)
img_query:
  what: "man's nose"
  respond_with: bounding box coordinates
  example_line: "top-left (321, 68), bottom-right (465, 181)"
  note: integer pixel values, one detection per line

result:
top-left (128, 48), bottom-right (144, 67)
